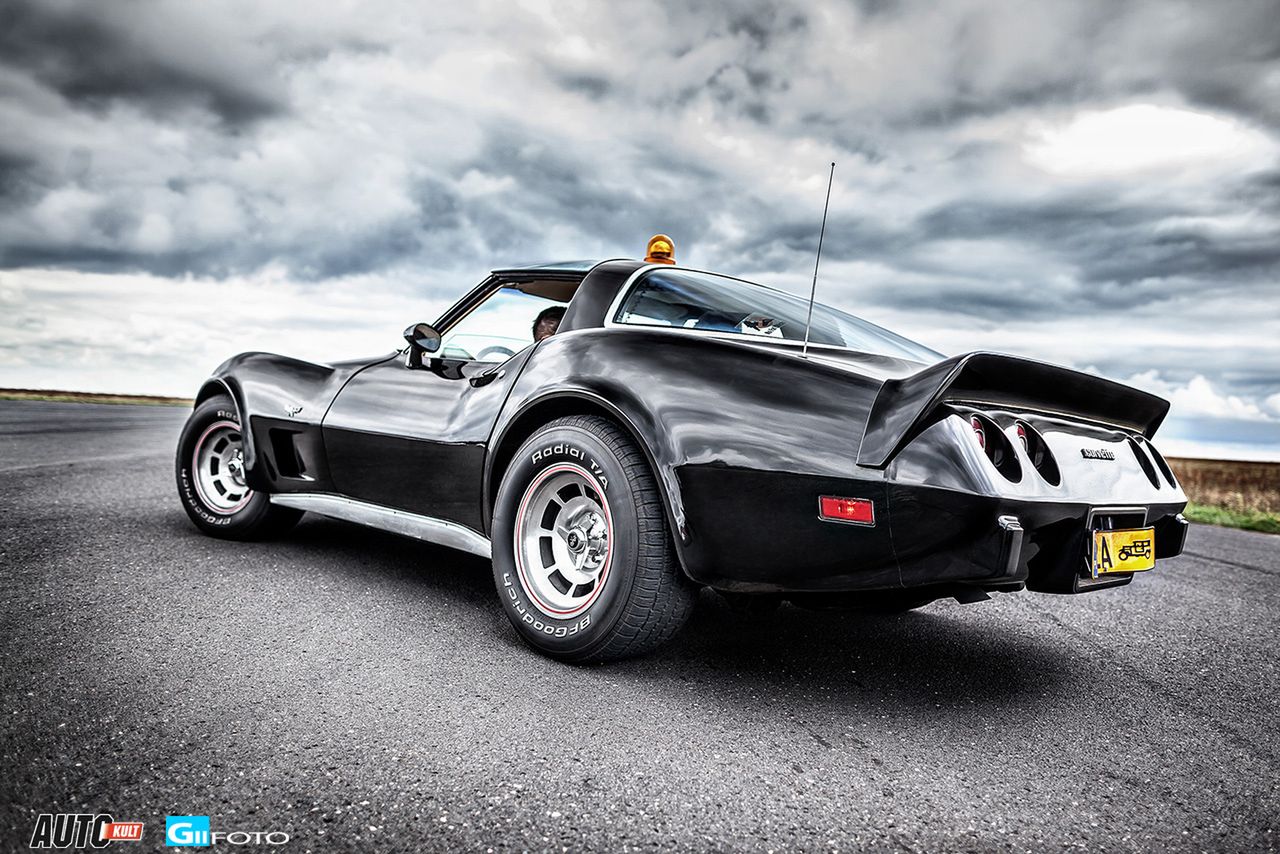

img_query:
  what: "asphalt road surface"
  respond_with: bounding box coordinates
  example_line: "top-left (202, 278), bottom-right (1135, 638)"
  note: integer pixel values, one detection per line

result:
top-left (2, 400), bottom-right (1277, 853)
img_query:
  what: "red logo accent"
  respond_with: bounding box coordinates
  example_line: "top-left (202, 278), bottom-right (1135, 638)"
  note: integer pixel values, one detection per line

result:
top-left (103, 822), bottom-right (145, 842)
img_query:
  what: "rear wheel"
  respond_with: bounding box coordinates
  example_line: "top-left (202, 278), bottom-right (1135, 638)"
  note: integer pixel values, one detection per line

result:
top-left (175, 395), bottom-right (302, 540)
top-left (492, 415), bottom-right (697, 663)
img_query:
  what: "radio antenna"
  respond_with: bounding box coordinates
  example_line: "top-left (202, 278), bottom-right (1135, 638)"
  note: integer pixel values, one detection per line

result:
top-left (801, 161), bottom-right (835, 358)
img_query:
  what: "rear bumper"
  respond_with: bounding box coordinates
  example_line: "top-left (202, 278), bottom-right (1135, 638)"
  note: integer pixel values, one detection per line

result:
top-left (1023, 509), bottom-right (1188, 594)
top-left (672, 466), bottom-right (1187, 594)
top-left (889, 486), bottom-right (1189, 595)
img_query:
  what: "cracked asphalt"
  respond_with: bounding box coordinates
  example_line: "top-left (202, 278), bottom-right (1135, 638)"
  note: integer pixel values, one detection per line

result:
top-left (1, 400), bottom-right (1277, 852)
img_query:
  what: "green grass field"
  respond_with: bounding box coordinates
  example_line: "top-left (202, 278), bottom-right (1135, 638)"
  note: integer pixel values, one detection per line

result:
top-left (1182, 503), bottom-right (1280, 535)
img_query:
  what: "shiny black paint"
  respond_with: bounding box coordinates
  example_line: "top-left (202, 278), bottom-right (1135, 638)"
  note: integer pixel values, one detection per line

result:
top-left (193, 261), bottom-right (1188, 596)
top-left (198, 351), bottom-right (386, 493)
top-left (322, 350), bottom-right (533, 530)
top-left (558, 259), bottom-right (644, 332)
top-left (489, 328), bottom-right (925, 590)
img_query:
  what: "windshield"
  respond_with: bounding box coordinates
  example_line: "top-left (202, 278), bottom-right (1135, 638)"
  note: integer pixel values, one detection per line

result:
top-left (612, 268), bottom-right (942, 363)
top-left (438, 286), bottom-right (567, 362)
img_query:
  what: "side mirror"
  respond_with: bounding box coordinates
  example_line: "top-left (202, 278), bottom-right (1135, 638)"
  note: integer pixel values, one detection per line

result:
top-left (402, 322), bottom-right (441, 369)
top-left (403, 322), bottom-right (441, 353)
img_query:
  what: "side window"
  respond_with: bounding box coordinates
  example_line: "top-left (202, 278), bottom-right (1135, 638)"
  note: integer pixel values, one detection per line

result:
top-left (439, 287), bottom-right (567, 363)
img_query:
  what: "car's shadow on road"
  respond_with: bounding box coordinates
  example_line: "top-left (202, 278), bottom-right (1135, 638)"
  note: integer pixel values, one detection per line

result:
top-left (637, 590), bottom-right (1077, 717)
top-left (224, 514), bottom-right (1079, 715)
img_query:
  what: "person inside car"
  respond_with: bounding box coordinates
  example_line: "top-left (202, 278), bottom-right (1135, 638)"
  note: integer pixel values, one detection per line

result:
top-left (533, 306), bottom-right (566, 342)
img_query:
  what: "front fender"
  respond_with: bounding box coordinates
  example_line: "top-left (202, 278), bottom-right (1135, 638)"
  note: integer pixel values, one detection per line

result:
top-left (194, 351), bottom-right (390, 491)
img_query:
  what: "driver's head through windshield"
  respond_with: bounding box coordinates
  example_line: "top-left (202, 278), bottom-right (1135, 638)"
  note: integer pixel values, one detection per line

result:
top-left (437, 285), bottom-right (570, 362)
top-left (533, 306), bottom-right (566, 342)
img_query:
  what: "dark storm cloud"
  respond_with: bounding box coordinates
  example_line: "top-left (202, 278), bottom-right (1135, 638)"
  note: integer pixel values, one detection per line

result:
top-left (554, 73), bottom-right (613, 101)
top-left (1, 0), bottom-right (1274, 288)
top-left (1152, 8), bottom-right (1280, 129)
top-left (0, 0), bottom-right (287, 127)
top-left (415, 136), bottom-right (725, 269)
top-left (915, 195), bottom-right (1280, 294)
top-left (711, 208), bottom-right (905, 272)
top-left (0, 0), bottom-right (1278, 448)
top-left (0, 150), bottom-right (41, 205)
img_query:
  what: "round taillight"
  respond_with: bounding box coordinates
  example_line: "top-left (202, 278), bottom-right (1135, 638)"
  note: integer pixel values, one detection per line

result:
top-left (967, 413), bottom-right (1020, 482)
top-left (1014, 420), bottom-right (1060, 486)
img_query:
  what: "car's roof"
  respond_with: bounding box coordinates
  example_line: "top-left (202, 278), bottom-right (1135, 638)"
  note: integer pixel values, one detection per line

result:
top-left (491, 260), bottom-right (601, 276)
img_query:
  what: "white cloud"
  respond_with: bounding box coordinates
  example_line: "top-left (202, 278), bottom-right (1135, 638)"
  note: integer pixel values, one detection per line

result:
top-left (0, 267), bottom-right (440, 396)
top-left (1124, 372), bottom-right (1273, 422)
top-left (1023, 104), bottom-right (1278, 176)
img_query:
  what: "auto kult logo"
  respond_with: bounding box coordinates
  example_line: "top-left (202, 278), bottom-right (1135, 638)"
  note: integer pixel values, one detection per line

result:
top-left (28, 814), bottom-right (144, 848)
top-left (165, 816), bottom-right (289, 847)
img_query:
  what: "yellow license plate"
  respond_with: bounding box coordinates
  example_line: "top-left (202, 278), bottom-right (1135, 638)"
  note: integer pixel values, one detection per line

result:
top-left (1091, 527), bottom-right (1156, 577)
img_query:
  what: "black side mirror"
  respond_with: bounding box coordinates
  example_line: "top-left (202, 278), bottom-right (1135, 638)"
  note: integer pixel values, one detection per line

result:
top-left (403, 322), bottom-right (441, 368)
top-left (403, 322), bottom-right (441, 353)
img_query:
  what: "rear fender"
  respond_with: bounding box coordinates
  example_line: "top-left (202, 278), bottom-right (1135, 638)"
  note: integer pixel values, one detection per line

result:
top-left (490, 328), bottom-right (897, 588)
top-left (486, 385), bottom-right (682, 538)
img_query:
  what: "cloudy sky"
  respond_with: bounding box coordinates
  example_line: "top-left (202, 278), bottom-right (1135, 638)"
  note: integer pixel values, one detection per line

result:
top-left (2, 0), bottom-right (1279, 459)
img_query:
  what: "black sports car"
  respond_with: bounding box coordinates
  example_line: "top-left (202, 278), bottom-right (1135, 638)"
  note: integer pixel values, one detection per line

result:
top-left (176, 238), bottom-right (1189, 662)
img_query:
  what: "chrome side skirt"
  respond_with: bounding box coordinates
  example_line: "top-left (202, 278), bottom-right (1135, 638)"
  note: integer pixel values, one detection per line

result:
top-left (269, 493), bottom-right (492, 559)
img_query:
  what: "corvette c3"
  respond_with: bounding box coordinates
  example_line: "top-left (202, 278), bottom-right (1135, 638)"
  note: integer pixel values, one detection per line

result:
top-left (175, 236), bottom-right (1189, 662)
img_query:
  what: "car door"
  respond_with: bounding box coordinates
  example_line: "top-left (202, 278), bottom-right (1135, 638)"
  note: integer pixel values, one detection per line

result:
top-left (321, 283), bottom-right (566, 532)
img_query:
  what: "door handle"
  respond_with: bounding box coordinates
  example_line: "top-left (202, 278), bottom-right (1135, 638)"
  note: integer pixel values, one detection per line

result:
top-left (469, 368), bottom-right (506, 388)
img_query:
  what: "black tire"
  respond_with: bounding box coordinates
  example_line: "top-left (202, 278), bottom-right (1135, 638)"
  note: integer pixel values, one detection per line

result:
top-left (491, 415), bottom-right (697, 663)
top-left (175, 395), bottom-right (302, 540)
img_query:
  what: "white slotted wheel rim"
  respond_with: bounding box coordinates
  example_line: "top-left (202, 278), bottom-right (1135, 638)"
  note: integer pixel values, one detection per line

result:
top-left (514, 463), bottom-right (614, 619)
top-left (192, 420), bottom-right (253, 514)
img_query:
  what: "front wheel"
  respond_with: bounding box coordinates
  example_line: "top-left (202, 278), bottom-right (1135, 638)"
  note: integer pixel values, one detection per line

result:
top-left (491, 415), bottom-right (697, 663)
top-left (175, 395), bottom-right (302, 540)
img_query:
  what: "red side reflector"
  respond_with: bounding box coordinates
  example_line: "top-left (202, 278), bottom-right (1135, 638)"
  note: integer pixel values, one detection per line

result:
top-left (819, 496), bottom-right (874, 525)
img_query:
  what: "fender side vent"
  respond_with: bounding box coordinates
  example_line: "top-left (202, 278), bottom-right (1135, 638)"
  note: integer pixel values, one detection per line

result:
top-left (269, 428), bottom-right (307, 479)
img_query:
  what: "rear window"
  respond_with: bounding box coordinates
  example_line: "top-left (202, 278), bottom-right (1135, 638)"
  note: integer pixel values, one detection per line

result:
top-left (612, 268), bottom-right (941, 363)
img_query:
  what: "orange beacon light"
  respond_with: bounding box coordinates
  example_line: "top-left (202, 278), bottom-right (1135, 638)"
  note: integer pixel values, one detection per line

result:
top-left (645, 234), bottom-right (676, 265)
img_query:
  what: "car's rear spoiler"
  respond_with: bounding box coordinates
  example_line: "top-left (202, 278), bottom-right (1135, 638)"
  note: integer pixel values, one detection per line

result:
top-left (856, 351), bottom-right (1171, 468)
